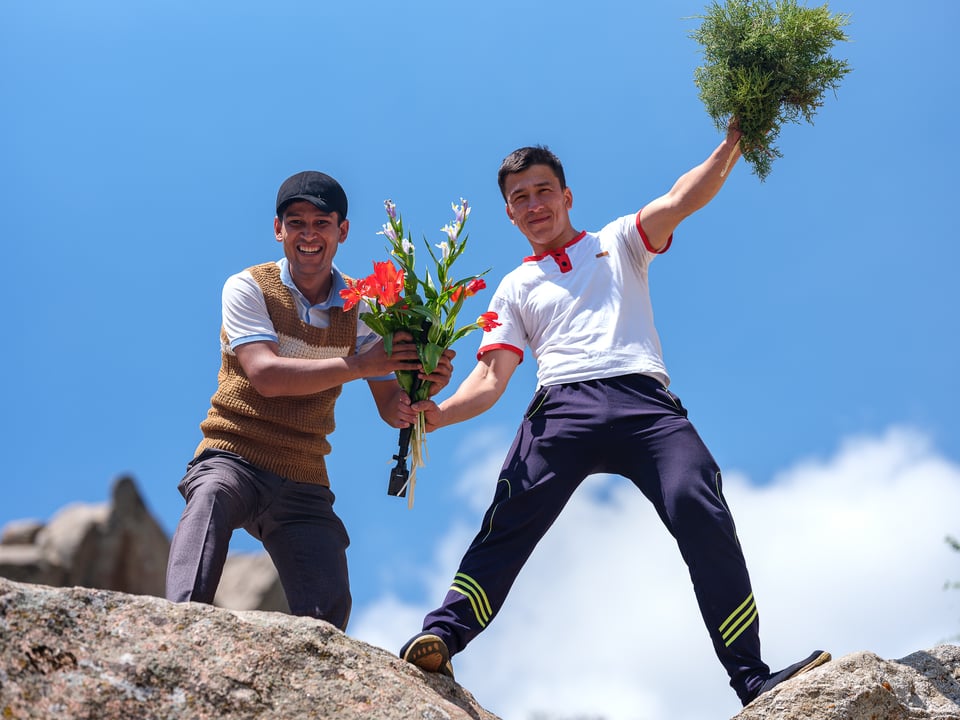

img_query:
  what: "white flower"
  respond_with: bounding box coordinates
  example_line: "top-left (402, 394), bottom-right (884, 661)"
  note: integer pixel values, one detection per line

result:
top-left (377, 223), bottom-right (397, 242)
top-left (440, 223), bottom-right (457, 244)
top-left (435, 241), bottom-right (450, 261)
top-left (401, 238), bottom-right (415, 255)
top-left (452, 198), bottom-right (471, 225)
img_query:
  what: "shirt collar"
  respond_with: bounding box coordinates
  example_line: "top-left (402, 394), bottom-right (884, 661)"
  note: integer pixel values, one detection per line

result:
top-left (276, 258), bottom-right (347, 310)
top-left (523, 231), bottom-right (586, 273)
top-left (523, 231), bottom-right (586, 263)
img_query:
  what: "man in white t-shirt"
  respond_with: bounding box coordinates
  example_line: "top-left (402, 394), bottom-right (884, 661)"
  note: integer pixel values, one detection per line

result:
top-left (399, 128), bottom-right (829, 706)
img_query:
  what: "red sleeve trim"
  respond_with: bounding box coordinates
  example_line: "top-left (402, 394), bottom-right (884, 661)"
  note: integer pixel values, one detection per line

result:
top-left (636, 208), bottom-right (672, 254)
top-left (477, 343), bottom-right (524, 362)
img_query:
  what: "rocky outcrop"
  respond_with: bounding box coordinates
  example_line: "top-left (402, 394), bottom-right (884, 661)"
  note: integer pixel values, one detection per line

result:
top-left (2, 482), bottom-right (959, 719)
top-left (0, 476), bottom-right (169, 596)
top-left (1, 578), bottom-right (959, 719)
top-left (0, 476), bottom-right (286, 613)
top-left (734, 644), bottom-right (960, 719)
top-left (0, 577), bottom-right (499, 720)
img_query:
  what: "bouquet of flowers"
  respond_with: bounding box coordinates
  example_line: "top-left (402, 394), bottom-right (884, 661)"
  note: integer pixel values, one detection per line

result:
top-left (340, 198), bottom-right (500, 508)
top-left (690, 0), bottom-right (852, 180)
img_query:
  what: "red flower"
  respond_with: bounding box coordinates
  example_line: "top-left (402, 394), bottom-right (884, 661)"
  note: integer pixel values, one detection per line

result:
top-left (340, 275), bottom-right (379, 311)
top-left (371, 261), bottom-right (405, 307)
top-left (450, 277), bottom-right (487, 303)
top-left (477, 311), bottom-right (501, 332)
top-left (340, 278), bottom-right (364, 311)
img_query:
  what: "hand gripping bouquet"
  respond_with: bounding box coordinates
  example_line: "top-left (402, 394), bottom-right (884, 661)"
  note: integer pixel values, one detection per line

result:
top-left (340, 199), bottom-right (500, 508)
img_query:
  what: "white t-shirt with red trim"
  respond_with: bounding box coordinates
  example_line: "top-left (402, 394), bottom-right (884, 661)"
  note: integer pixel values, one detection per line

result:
top-left (478, 211), bottom-right (672, 388)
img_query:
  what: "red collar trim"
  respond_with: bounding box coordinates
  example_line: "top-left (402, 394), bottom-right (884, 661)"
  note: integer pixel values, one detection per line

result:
top-left (523, 231), bottom-right (587, 264)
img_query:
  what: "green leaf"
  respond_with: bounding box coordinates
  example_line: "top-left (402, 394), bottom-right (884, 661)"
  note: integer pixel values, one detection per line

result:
top-left (360, 312), bottom-right (388, 337)
top-left (413, 379), bottom-right (433, 402)
top-left (395, 369), bottom-right (416, 394)
top-left (419, 342), bottom-right (444, 375)
top-left (448, 322), bottom-right (480, 346)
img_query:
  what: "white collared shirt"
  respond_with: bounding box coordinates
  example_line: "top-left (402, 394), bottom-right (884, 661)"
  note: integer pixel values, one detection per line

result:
top-left (478, 213), bottom-right (670, 388)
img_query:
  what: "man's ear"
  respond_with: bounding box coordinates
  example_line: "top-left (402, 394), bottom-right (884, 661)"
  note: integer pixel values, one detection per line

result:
top-left (564, 187), bottom-right (573, 210)
top-left (274, 216), bottom-right (283, 241)
top-left (338, 218), bottom-right (350, 243)
top-left (505, 203), bottom-right (517, 225)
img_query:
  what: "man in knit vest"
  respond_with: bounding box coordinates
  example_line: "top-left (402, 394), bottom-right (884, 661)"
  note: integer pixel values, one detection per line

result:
top-left (165, 171), bottom-right (452, 629)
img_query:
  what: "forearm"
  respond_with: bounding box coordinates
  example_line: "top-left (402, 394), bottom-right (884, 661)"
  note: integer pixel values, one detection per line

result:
top-left (434, 389), bottom-right (499, 428)
top-left (247, 354), bottom-right (368, 397)
top-left (639, 126), bottom-right (743, 249)
top-left (668, 126), bottom-right (743, 216)
top-left (431, 361), bottom-right (509, 429)
top-left (236, 336), bottom-right (421, 398)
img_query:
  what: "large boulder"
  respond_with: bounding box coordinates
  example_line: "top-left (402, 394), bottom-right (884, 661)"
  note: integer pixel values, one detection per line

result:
top-left (0, 476), bottom-right (170, 597)
top-left (734, 644), bottom-right (960, 719)
top-left (0, 577), bottom-right (499, 720)
top-left (1, 576), bottom-right (959, 719)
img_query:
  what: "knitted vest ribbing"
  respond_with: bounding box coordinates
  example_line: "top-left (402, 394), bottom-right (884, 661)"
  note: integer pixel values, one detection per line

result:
top-left (195, 263), bottom-right (359, 486)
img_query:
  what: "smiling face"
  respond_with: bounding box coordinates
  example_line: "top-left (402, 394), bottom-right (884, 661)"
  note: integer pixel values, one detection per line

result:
top-left (274, 200), bottom-right (349, 303)
top-left (503, 164), bottom-right (576, 254)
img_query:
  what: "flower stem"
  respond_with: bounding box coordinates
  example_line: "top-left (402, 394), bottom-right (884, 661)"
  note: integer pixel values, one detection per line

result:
top-left (407, 410), bottom-right (428, 509)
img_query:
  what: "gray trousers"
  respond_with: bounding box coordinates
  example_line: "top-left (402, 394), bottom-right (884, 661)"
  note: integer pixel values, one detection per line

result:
top-left (165, 449), bottom-right (351, 629)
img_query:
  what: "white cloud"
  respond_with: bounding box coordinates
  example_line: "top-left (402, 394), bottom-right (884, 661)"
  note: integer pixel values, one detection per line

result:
top-left (351, 426), bottom-right (960, 720)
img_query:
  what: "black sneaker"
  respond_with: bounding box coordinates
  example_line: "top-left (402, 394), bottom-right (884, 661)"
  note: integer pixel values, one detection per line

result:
top-left (743, 650), bottom-right (831, 705)
top-left (400, 632), bottom-right (455, 679)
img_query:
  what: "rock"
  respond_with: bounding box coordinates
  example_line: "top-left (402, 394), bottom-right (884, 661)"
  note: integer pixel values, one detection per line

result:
top-left (215, 552), bottom-right (289, 614)
top-left (0, 520), bottom-right (44, 545)
top-left (735, 645), bottom-right (960, 719)
top-left (0, 577), bottom-right (501, 720)
top-left (0, 476), bottom-right (285, 614)
top-left (97, 475), bottom-right (171, 596)
top-left (1, 572), bottom-right (958, 719)
top-left (0, 475), bottom-right (173, 598)
top-left (35, 500), bottom-right (111, 585)
top-left (0, 544), bottom-right (66, 587)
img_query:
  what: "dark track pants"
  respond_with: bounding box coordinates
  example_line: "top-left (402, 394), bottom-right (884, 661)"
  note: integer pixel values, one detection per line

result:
top-left (420, 373), bottom-right (769, 700)
top-left (165, 449), bottom-right (352, 629)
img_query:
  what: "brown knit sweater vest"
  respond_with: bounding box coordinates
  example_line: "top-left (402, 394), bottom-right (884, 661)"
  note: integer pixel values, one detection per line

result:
top-left (195, 263), bottom-right (359, 486)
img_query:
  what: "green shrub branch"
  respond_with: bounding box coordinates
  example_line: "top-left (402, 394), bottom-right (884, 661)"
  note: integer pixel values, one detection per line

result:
top-left (690, 0), bottom-right (852, 180)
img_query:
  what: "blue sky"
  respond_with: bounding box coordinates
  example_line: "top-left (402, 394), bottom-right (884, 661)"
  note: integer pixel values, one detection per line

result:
top-left (3, 1), bottom-right (959, 718)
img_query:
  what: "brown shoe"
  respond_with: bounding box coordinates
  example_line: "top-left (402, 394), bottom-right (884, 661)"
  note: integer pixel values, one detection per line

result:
top-left (400, 632), bottom-right (455, 679)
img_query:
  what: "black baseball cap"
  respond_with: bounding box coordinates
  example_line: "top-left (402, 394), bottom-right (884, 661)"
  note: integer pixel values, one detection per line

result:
top-left (276, 171), bottom-right (348, 220)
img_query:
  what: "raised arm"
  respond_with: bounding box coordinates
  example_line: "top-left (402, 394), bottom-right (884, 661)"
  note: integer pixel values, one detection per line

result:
top-left (639, 123), bottom-right (743, 251)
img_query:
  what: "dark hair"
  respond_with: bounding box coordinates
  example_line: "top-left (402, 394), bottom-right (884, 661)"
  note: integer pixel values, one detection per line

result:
top-left (497, 145), bottom-right (566, 200)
